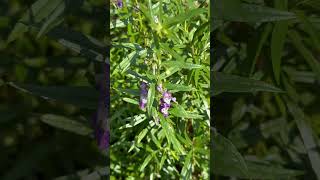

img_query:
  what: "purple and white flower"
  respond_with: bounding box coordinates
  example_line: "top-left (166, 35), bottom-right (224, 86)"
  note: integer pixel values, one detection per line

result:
top-left (117, 0), bottom-right (123, 8)
top-left (159, 90), bottom-right (176, 118)
top-left (139, 81), bottom-right (148, 110)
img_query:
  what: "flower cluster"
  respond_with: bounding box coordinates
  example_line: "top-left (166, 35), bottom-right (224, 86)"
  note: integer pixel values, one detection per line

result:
top-left (139, 82), bottom-right (176, 118)
top-left (139, 81), bottom-right (148, 110)
top-left (158, 84), bottom-right (176, 118)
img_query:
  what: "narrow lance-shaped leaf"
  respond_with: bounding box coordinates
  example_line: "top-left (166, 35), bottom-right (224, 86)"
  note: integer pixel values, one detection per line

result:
top-left (249, 23), bottom-right (272, 75)
top-left (271, 0), bottom-right (288, 84)
top-left (212, 0), bottom-right (295, 23)
top-left (137, 128), bottom-right (149, 144)
top-left (41, 114), bottom-right (93, 136)
top-left (211, 72), bottom-right (284, 96)
top-left (7, 0), bottom-right (64, 43)
top-left (147, 83), bottom-right (155, 116)
top-left (163, 8), bottom-right (207, 28)
top-left (288, 30), bottom-right (320, 81)
top-left (296, 11), bottom-right (320, 52)
top-left (286, 101), bottom-right (320, 179)
top-left (212, 132), bottom-right (249, 177)
top-left (8, 83), bottom-right (99, 109)
top-left (140, 153), bottom-right (154, 172)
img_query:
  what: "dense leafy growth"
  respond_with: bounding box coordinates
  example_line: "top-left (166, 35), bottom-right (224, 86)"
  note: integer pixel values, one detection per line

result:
top-left (111, 0), bottom-right (210, 179)
top-left (1, 0), bottom-right (108, 179)
top-left (212, 0), bottom-right (320, 179)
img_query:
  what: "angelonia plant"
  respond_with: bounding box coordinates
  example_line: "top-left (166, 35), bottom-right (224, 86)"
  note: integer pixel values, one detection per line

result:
top-left (111, 0), bottom-right (210, 178)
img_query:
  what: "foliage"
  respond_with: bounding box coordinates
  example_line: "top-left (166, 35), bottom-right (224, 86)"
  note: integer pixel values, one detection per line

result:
top-left (1, 0), bottom-right (108, 179)
top-left (212, 0), bottom-right (320, 179)
top-left (110, 0), bottom-right (210, 179)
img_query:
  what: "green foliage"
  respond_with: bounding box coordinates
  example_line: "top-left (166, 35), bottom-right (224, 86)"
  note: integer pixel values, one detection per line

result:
top-left (212, 0), bottom-right (320, 179)
top-left (1, 0), bottom-right (107, 179)
top-left (110, 0), bottom-right (209, 179)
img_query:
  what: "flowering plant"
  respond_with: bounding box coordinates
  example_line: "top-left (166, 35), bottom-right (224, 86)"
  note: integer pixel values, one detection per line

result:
top-left (111, 0), bottom-right (210, 178)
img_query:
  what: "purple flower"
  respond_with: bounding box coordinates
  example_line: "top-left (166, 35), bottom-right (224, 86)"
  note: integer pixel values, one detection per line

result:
top-left (159, 90), bottom-right (176, 118)
top-left (91, 63), bottom-right (109, 150)
top-left (139, 98), bottom-right (147, 109)
top-left (97, 129), bottom-right (109, 149)
top-left (117, 0), bottom-right (123, 8)
top-left (139, 81), bottom-right (148, 110)
top-left (91, 113), bottom-right (109, 150)
top-left (160, 102), bottom-right (170, 117)
top-left (162, 91), bottom-right (172, 104)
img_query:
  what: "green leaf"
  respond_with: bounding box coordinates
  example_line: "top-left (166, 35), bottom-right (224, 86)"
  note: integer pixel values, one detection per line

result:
top-left (160, 61), bottom-right (202, 79)
top-left (147, 83), bottom-right (155, 116)
top-left (46, 26), bottom-right (108, 63)
top-left (245, 161), bottom-right (304, 179)
top-left (123, 98), bottom-right (139, 105)
top-left (137, 128), bottom-right (149, 144)
top-left (170, 104), bottom-right (203, 119)
top-left (213, 0), bottom-right (295, 22)
top-left (164, 82), bottom-right (194, 92)
top-left (140, 153), bottom-right (154, 172)
top-left (9, 83), bottom-right (99, 109)
top-left (119, 114), bottom-right (147, 129)
top-left (163, 8), bottom-right (207, 28)
top-left (212, 72), bottom-right (284, 96)
top-left (286, 101), bottom-right (320, 179)
top-left (248, 23), bottom-right (272, 75)
top-left (296, 11), bottom-right (320, 52)
top-left (117, 50), bottom-right (147, 73)
top-left (271, 0), bottom-right (288, 84)
top-left (7, 0), bottom-right (64, 43)
top-left (212, 132), bottom-right (249, 177)
top-left (160, 117), bottom-right (185, 154)
top-left (181, 150), bottom-right (193, 178)
top-left (288, 30), bottom-right (320, 81)
top-left (37, 1), bottom-right (65, 38)
top-left (159, 152), bottom-right (166, 170)
top-left (150, 129), bottom-right (162, 149)
top-left (162, 60), bottom-right (203, 70)
top-left (41, 114), bottom-right (93, 136)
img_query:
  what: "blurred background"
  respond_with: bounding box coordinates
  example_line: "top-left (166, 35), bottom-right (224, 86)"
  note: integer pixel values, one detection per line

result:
top-left (0, 0), bottom-right (108, 179)
top-left (212, 0), bottom-right (320, 179)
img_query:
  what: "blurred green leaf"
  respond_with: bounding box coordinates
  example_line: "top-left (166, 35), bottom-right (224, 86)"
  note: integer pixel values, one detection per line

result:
top-left (212, 72), bottom-right (284, 96)
top-left (287, 101), bottom-right (320, 179)
top-left (140, 153), bottom-right (154, 172)
top-left (41, 114), bottom-right (92, 136)
top-left (271, 0), bottom-right (288, 84)
top-left (288, 30), bottom-right (320, 81)
top-left (137, 128), bottom-right (149, 144)
top-left (9, 83), bottom-right (99, 109)
top-left (213, 0), bottom-right (295, 22)
top-left (212, 132), bottom-right (249, 178)
top-left (164, 83), bottom-right (194, 92)
top-left (164, 8), bottom-right (206, 28)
